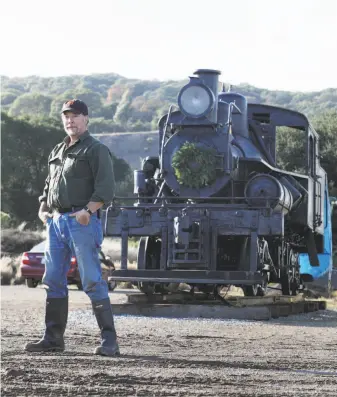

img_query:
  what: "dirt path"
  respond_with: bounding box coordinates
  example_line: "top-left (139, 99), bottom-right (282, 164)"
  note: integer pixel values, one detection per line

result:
top-left (1, 286), bottom-right (337, 396)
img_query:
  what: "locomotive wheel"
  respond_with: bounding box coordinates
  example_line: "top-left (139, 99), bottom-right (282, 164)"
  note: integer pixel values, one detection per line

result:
top-left (290, 279), bottom-right (300, 296)
top-left (154, 282), bottom-right (179, 294)
top-left (137, 237), bottom-right (160, 295)
top-left (137, 237), bottom-right (178, 295)
top-left (138, 282), bottom-right (156, 295)
top-left (242, 284), bottom-right (260, 297)
top-left (280, 269), bottom-right (300, 295)
top-left (243, 254), bottom-right (269, 297)
top-left (197, 284), bottom-right (214, 295)
top-left (280, 249), bottom-right (300, 296)
top-left (289, 249), bottom-right (300, 296)
top-left (280, 268), bottom-right (291, 295)
top-left (242, 238), bottom-right (271, 297)
top-left (242, 276), bottom-right (267, 297)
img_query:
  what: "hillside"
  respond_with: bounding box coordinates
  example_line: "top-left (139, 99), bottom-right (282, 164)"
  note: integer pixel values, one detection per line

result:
top-left (2, 73), bottom-right (336, 134)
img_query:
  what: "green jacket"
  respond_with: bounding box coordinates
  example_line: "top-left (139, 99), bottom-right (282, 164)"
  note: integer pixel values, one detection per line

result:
top-left (39, 131), bottom-right (115, 209)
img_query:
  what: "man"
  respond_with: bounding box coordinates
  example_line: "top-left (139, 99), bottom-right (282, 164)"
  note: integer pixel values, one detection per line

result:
top-left (25, 99), bottom-right (119, 357)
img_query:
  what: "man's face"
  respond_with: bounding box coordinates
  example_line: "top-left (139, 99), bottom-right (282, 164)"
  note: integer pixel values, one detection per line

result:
top-left (62, 112), bottom-right (88, 138)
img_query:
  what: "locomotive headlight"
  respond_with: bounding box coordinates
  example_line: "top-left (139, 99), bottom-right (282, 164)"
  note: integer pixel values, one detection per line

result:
top-left (178, 83), bottom-right (214, 118)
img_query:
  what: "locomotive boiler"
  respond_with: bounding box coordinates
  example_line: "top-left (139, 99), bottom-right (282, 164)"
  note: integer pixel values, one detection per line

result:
top-left (104, 69), bottom-right (332, 296)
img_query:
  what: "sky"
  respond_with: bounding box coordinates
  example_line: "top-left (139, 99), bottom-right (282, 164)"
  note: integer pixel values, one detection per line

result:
top-left (1, 0), bottom-right (337, 92)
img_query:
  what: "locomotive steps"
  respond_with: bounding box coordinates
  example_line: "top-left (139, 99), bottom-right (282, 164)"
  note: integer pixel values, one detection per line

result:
top-left (110, 291), bottom-right (327, 321)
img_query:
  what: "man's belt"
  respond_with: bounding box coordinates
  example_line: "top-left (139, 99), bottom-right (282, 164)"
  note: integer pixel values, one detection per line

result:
top-left (52, 206), bottom-right (101, 218)
top-left (53, 206), bottom-right (83, 213)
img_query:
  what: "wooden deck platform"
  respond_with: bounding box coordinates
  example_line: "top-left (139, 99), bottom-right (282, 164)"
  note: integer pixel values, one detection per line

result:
top-left (110, 291), bottom-right (327, 320)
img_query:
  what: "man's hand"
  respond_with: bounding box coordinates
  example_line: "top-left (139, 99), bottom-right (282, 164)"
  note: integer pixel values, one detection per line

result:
top-left (69, 209), bottom-right (91, 225)
top-left (38, 202), bottom-right (52, 224)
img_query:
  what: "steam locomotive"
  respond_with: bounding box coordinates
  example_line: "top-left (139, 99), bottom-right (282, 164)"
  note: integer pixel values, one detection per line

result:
top-left (104, 69), bottom-right (332, 296)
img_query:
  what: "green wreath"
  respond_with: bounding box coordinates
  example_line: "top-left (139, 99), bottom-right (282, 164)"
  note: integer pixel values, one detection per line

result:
top-left (171, 142), bottom-right (218, 188)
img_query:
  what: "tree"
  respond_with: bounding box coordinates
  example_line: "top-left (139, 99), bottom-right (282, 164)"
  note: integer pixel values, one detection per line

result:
top-left (111, 157), bottom-right (134, 201)
top-left (2, 73), bottom-right (336, 133)
top-left (8, 93), bottom-right (52, 118)
top-left (1, 113), bottom-right (65, 223)
top-left (276, 127), bottom-right (306, 173)
top-left (312, 110), bottom-right (337, 191)
top-left (276, 110), bottom-right (337, 191)
top-left (113, 88), bottom-right (132, 124)
top-left (1, 112), bottom-right (133, 224)
top-left (1, 91), bottom-right (19, 106)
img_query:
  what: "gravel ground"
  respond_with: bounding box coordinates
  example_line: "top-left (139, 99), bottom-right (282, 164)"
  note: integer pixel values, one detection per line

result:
top-left (1, 285), bottom-right (337, 396)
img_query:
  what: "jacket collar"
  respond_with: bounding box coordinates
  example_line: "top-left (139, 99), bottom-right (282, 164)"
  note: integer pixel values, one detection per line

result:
top-left (63, 130), bottom-right (90, 146)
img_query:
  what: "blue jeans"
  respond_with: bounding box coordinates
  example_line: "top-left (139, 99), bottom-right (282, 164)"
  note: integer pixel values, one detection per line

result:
top-left (42, 213), bottom-right (109, 301)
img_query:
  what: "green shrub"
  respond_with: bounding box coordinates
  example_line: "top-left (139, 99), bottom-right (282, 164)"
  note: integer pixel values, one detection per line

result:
top-left (1, 212), bottom-right (12, 228)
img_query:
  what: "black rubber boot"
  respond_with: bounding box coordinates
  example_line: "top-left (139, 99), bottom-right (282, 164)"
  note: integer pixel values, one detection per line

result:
top-left (92, 298), bottom-right (120, 356)
top-left (25, 297), bottom-right (68, 352)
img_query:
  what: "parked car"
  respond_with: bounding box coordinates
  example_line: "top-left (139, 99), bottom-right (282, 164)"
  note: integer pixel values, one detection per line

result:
top-left (20, 241), bottom-right (117, 291)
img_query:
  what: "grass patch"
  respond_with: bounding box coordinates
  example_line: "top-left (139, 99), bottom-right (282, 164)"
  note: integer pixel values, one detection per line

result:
top-left (0, 255), bottom-right (24, 285)
top-left (1, 226), bottom-right (43, 286)
top-left (1, 228), bottom-right (45, 256)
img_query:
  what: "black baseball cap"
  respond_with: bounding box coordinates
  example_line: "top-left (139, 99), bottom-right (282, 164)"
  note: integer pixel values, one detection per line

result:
top-left (61, 99), bottom-right (88, 115)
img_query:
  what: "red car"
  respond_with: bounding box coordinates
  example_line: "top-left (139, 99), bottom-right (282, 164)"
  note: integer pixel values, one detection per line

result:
top-left (20, 241), bottom-right (116, 291)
